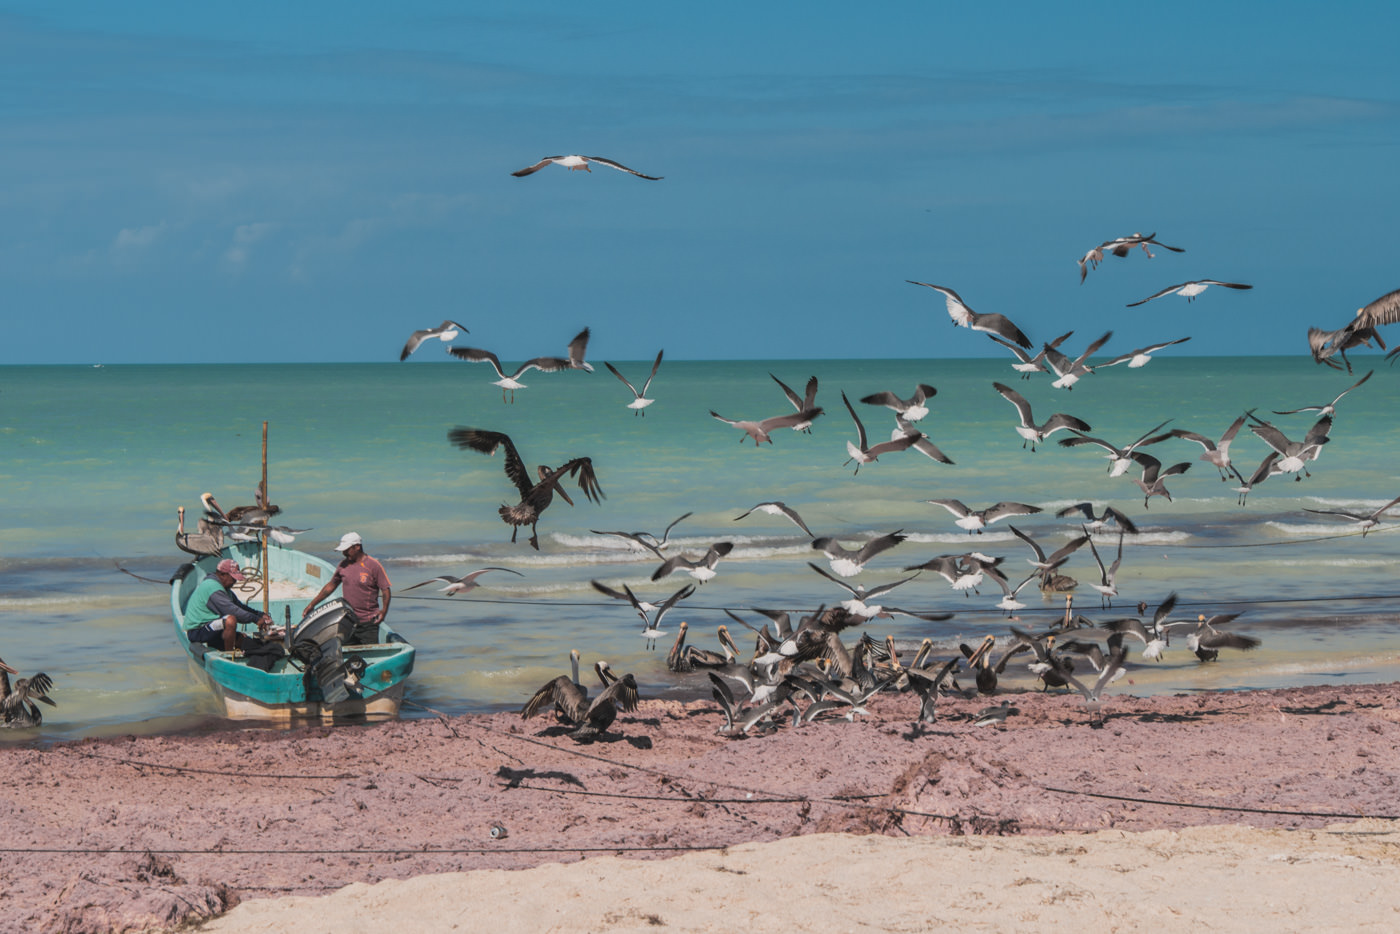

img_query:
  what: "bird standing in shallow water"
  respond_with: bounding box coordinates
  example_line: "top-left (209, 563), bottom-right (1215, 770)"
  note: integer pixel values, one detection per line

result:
top-left (0, 659), bottom-right (56, 729)
top-left (448, 427), bottom-right (604, 550)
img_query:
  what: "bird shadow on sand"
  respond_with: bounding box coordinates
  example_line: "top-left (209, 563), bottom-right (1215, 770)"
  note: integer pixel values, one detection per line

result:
top-left (1278, 699), bottom-right (1350, 716)
top-left (494, 765), bottom-right (584, 789)
top-left (899, 724), bottom-right (960, 741)
top-left (575, 732), bottom-right (653, 750)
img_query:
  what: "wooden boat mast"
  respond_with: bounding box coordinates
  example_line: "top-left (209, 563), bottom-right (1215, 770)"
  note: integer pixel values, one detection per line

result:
top-left (261, 421), bottom-right (269, 615)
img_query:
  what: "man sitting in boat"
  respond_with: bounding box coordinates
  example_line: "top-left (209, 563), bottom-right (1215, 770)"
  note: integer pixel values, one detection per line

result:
top-left (300, 532), bottom-right (392, 646)
top-left (184, 559), bottom-right (274, 652)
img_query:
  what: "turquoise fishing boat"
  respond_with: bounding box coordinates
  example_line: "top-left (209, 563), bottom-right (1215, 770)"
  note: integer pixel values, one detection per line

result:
top-left (170, 540), bottom-right (415, 722)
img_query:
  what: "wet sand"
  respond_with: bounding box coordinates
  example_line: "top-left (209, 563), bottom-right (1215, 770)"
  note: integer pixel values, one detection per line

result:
top-left (4, 682), bottom-right (1399, 932)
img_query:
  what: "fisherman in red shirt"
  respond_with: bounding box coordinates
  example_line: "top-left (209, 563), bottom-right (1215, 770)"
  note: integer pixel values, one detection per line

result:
top-left (301, 532), bottom-right (392, 645)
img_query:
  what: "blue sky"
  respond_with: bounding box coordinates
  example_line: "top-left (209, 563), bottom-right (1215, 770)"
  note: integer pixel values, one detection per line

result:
top-left (3, 2), bottom-right (1398, 364)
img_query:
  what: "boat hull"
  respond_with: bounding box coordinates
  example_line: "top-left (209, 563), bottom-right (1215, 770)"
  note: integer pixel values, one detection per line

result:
top-left (172, 541), bottom-right (416, 723)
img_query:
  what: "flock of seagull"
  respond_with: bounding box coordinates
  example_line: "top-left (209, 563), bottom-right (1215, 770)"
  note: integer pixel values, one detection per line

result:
top-left (383, 165), bottom-right (1400, 741)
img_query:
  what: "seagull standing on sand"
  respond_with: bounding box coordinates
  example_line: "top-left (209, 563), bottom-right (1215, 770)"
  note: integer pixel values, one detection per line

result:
top-left (449, 328), bottom-right (593, 403)
top-left (1078, 232), bottom-right (1184, 283)
top-left (400, 566), bottom-right (524, 596)
top-left (734, 501), bottom-right (814, 537)
top-left (906, 281), bottom-right (1032, 348)
top-left (992, 382), bottom-right (1092, 451)
top-left (604, 350), bottom-right (664, 415)
top-left (1126, 280), bottom-right (1252, 307)
top-left (400, 320), bottom-right (468, 361)
top-left (511, 155), bottom-right (662, 180)
top-left (447, 427), bottom-right (604, 550)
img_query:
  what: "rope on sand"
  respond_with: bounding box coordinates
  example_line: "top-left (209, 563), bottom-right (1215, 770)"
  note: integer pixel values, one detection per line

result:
top-left (1040, 785), bottom-right (1400, 821)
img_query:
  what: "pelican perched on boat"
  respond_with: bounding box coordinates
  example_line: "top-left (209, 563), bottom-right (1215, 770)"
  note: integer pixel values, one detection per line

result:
top-left (733, 501), bottom-right (813, 537)
top-left (399, 320), bottom-right (468, 361)
top-left (1078, 232), bottom-right (1184, 283)
top-left (448, 427), bottom-right (604, 550)
top-left (1126, 279), bottom-right (1252, 307)
top-left (1303, 494), bottom-right (1400, 537)
top-left (906, 281), bottom-right (1032, 348)
top-left (400, 566), bottom-right (523, 596)
top-left (175, 506), bottom-right (224, 557)
top-left (1167, 411), bottom-right (1252, 481)
top-left (511, 155), bottom-right (662, 180)
top-left (520, 649), bottom-right (589, 726)
top-left (811, 530), bottom-right (906, 577)
top-left (202, 485), bottom-right (280, 527)
top-left (925, 499), bottom-right (1040, 534)
top-left (448, 328), bottom-right (593, 402)
top-left (604, 350), bottom-right (663, 415)
top-left (992, 382), bottom-right (1091, 451)
top-left (859, 384), bottom-right (937, 423)
top-left (0, 659), bottom-right (55, 729)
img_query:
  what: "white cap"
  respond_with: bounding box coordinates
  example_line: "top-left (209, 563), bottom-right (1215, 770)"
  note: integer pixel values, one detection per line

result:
top-left (334, 532), bottom-right (363, 552)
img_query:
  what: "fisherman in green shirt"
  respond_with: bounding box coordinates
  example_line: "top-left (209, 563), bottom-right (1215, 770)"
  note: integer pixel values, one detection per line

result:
top-left (185, 558), bottom-right (272, 652)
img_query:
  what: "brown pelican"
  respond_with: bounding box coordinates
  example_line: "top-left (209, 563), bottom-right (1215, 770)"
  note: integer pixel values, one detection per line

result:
top-left (572, 662), bottom-right (640, 740)
top-left (604, 350), bottom-right (663, 415)
top-left (448, 427), bottom-right (604, 550)
top-left (0, 659), bottom-right (55, 729)
top-left (520, 649), bottom-right (588, 726)
top-left (841, 391), bottom-right (919, 473)
top-left (906, 281), bottom-right (1032, 348)
top-left (203, 485), bottom-right (280, 527)
top-left (399, 320), bottom-right (468, 361)
top-left (1186, 613), bottom-right (1259, 662)
top-left (1098, 336), bottom-right (1192, 369)
top-left (1167, 411), bottom-right (1252, 481)
top-left (667, 621), bottom-right (734, 673)
top-left (399, 566), bottom-right (523, 596)
top-left (175, 506), bottom-right (224, 557)
top-left (1078, 232), bottom-right (1184, 283)
top-left (859, 384), bottom-right (937, 423)
top-left (511, 155), bottom-right (662, 180)
top-left (1310, 288), bottom-right (1400, 371)
top-left (449, 328), bottom-right (593, 403)
top-left (992, 382), bottom-right (1091, 451)
top-left (733, 501), bottom-right (813, 537)
top-left (1126, 279), bottom-right (1252, 307)
top-left (1303, 494), bottom-right (1400, 537)
top-left (926, 499), bottom-right (1040, 534)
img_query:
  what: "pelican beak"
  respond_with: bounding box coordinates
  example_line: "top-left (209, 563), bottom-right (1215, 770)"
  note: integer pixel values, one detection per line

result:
top-left (0, 659), bottom-right (17, 674)
top-left (884, 634), bottom-right (903, 671)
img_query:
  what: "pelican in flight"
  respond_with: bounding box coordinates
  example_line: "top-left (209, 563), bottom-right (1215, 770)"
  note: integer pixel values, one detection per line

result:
top-left (992, 382), bottom-right (1092, 451)
top-left (1310, 288), bottom-right (1400, 371)
top-left (1126, 280), bottom-right (1252, 307)
top-left (604, 350), bottom-right (663, 415)
top-left (1078, 232), bottom-right (1184, 283)
top-left (907, 281), bottom-right (1032, 348)
top-left (1, 659), bottom-right (55, 729)
top-left (448, 427), bottom-right (604, 550)
top-left (1303, 494), bottom-right (1400, 537)
top-left (400, 566), bottom-right (523, 596)
top-left (511, 155), bottom-right (662, 180)
top-left (448, 327), bottom-right (593, 402)
top-left (399, 320), bottom-right (468, 361)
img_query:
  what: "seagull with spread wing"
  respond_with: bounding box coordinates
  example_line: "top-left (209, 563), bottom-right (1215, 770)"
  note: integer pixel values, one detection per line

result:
top-left (511, 155), bottom-right (662, 179)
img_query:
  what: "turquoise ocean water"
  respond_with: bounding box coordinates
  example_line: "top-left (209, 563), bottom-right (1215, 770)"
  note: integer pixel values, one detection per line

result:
top-left (3, 356), bottom-right (1399, 742)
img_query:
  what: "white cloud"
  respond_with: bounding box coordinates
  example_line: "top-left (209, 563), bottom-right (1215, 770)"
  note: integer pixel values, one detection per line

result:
top-left (223, 221), bottom-right (279, 267)
top-left (112, 221), bottom-right (167, 251)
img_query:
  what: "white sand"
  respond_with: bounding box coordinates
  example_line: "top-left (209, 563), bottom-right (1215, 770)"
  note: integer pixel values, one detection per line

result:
top-left (199, 822), bottom-right (1400, 933)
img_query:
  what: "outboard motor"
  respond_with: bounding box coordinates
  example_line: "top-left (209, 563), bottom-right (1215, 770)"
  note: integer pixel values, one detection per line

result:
top-left (292, 599), bottom-right (359, 704)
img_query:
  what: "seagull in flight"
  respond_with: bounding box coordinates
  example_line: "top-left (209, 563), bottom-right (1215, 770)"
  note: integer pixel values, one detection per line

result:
top-left (400, 320), bottom-right (468, 361)
top-left (925, 499), bottom-right (1040, 534)
top-left (449, 328), bottom-right (593, 402)
top-left (859, 384), bottom-right (937, 423)
top-left (992, 382), bottom-right (1092, 451)
top-left (1098, 337), bottom-right (1192, 369)
top-left (1272, 370), bottom-right (1372, 418)
top-left (733, 501), bottom-right (814, 537)
top-left (400, 566), bottom-right (523, 596)
top-left (1167, 411), bottom-right (1252, 481)
top-left (841, 391), bottom-right (920, 473)
top-left (1126, 280), bottom-right (1252, 307)
top-left (1078, 232), bottom-right (1184, 283)
top-left (604, 350), bottom-right (664, 415)
top-left (1303, 494), bottom-right (1400, 537)
top-left (906, 281), bottom-right (1032, 348)
top-left (511, 155), bottom-right (662, 180)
